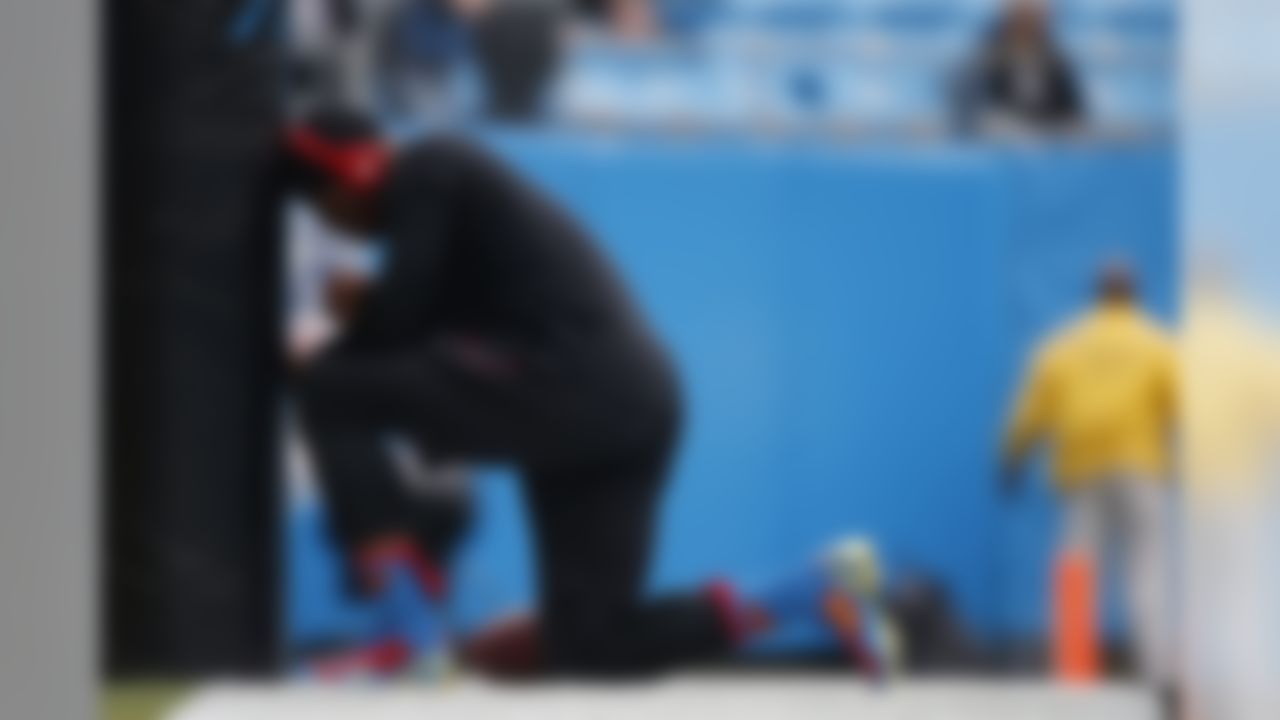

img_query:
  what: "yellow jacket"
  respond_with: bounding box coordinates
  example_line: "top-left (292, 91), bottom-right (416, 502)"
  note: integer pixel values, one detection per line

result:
top-left (1004, 302), bottom-right (1177, 489)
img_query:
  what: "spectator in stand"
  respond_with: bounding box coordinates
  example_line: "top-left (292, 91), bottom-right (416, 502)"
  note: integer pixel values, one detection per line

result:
top-left (956, 0), bottom-right (1086, 136)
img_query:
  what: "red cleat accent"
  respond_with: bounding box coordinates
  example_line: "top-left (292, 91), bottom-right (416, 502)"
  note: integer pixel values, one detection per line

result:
top-left (459, 614), bottom-right (545, 680)
top-left (357, 536), bottom-right (448, 599)
top-left (312, 639), bottom-right (413, 681)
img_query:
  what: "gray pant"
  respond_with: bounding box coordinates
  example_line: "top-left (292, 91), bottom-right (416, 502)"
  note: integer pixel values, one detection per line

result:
top-left (1062, 474), bottom-right (1176, 685)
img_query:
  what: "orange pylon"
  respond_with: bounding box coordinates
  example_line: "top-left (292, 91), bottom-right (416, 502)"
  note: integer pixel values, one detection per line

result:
top-left (1052, 549), bottom-right (1100, 683)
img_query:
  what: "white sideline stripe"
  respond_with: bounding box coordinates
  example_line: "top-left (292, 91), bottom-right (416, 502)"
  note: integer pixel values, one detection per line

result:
top-left (169, 676), bottom-right (1158, 720)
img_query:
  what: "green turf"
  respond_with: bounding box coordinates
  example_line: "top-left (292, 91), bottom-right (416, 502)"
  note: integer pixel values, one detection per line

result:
top-left (103, 683), bottom-right (189, 720)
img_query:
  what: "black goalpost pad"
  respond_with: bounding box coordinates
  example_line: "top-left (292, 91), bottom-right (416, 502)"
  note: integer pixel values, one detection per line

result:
top-left (105, 0), bottom-right (283, 676)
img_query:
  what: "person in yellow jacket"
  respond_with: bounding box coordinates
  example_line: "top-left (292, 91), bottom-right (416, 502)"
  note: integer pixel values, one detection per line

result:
top-left (1002, 262), bottom-right (1177, 691)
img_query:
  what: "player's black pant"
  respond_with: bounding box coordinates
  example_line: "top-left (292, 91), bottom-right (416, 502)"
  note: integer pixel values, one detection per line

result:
top-left (297, 332), bottom-right (733, 675)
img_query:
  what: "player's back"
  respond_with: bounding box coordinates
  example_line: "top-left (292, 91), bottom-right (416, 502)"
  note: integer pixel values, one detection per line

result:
top-left (385, 136), bottom-right (648, 350)
top-left (1037, 302), bottom-right (1175, 484)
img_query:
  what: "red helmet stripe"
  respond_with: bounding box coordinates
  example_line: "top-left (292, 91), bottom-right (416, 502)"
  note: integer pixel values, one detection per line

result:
top-left (286, 126), bottom-right (391, 195)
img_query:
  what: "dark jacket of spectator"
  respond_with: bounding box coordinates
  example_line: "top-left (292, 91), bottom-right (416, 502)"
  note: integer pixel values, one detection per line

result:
top-left (958, 2), bottom-right (1085, 133)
